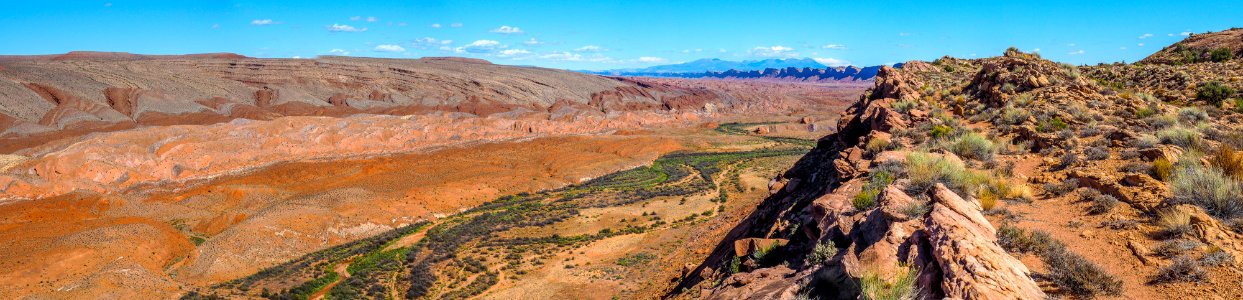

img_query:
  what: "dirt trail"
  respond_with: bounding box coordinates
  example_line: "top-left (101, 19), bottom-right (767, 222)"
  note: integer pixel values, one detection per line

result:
top-left (309, 259), bottom-right (352, 300)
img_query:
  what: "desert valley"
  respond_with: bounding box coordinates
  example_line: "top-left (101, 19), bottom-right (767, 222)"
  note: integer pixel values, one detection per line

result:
top-left (1, 3), bottom-right (1242, 300)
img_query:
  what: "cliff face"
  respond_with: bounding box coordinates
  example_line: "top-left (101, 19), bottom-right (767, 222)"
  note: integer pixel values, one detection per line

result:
top-left (673, 36), bottom-right (1243, 299)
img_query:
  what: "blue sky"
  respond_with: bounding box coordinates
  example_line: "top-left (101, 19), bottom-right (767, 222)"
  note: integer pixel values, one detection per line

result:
top-left (1, 1), bottom-right (1239, 70)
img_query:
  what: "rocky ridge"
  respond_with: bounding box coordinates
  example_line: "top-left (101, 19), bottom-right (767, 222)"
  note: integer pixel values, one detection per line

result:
top-left (672, 29), bottom-right (1243, 300)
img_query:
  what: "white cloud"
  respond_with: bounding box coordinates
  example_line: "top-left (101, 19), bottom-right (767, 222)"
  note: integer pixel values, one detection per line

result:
top-left (719, 48), bottom-right (728, 53)
top-left (327, 24), bottom-right (366, 32)
top-left (1120, 46), bottom-right (1128, 50)
top-left (327, 49), bottom-right (351, 55)
top-left (292, 56), bottom-right (303, 59)
top-left (1138, 33), bottom-right (1153, 39)
top-left (1180, 31), bottom-right (1192, 36)
top-left (750, 45), bottom-right (798, 58)
top-left (431, 23), bottom-right (442, 28)
top-left (1032, 48), bottom-right (1041, 52)
top-left (1068, 50), bottom-right (1085, 55)
top-left (450, 22), bottom-right (463, 28)
top-left (413, 37), bottom-right (453, 49)
top-left (491, 25), bottom-right (523, 34)
top-left (812, 57), bottom-right (850, 67)
top-left (574, 45), bottom-right (605, 52)
top-left (251, 19), bottom-right (277, 26)
top-left (374, 44), bottom-right (406, 52)
top-left (540, 51), bottom-right (584, 61)
top-left (822, 44), bottom-right (847, 50)
top-left (1138, 43), bottom-right (1145, 47)
top-left (523, 38), bottom-right (545, 46)
top-left (456, 40), bottom-right (505, 53)
top-left (350, 16), bottom-right (361, 21)
top-left (638, 56), bottom-right (667, 63)
top-left (366, 16), bottom-right (378, 22)
top-left (497, 49), bottom-right (532, 58)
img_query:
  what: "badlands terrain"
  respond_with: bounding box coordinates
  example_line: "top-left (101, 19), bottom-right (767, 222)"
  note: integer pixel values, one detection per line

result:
top-left (0, 51), bottom-right (862, 299)
top-left (2, 27), bottom-right (1242, 300)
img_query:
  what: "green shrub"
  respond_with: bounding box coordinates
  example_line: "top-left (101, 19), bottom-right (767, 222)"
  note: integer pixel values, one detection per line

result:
top-left (1171, 163), bottom-right (1243, 219)
top-left (1000, 106), bottom-right (1030, 125)
top-left (1178, 107), bottom-right (1209, 124)
top-left (904, 152), bottom-right (987, 196)
top-left (1210, 47), bottom-right (1233, 62)
top-left (892, 100), bottom-right (917, 113)
top-left (1042, 245), bottom-right (1124, 296)
top-left (866, 137), bottom-right (893, 153)
top-left (998, 224), bottom-right (1122, 296)
top-left (1157, 126), bottom-right (1201, 148)
top-left (930, 125), bottom-right (953, 139)
top-left (1196, 81), bottom-right (1236, 105)
top-left (1038, 117), bottom-right (1069, 133)
top-left (857, 264), bottom-right (920, 300)
top-left (1135, 107), bottom-right (1157, 118)
top-left (805, 242), bottom-right (838, 266)
top-left (853, 189), bottom-right (881, 210)
top-left (948, 132), bottom-right (996, 161)
top-left (997, 224), bottom-right (1056, 254)
top-left (854, 170), bottom-right (897, 210)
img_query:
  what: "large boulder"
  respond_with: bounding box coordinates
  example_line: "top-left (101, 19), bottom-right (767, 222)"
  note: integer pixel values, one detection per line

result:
top-left (925, 184), bottom-right (1045, 300)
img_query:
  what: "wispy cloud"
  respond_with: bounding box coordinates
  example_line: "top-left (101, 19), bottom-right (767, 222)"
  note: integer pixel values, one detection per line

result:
top-left (366, 16), bottom-right (378, 22)
top-left (1180, 31), bottom-right (1192, 36)
top-left (450, 22), bottom-right (463, 28)
top-left (523, 38), bottom-right (545, 46)
top-left (327, 24), bottom-right (367, 32)
top-left (490, 25), bottom-right (523, 34)
top-left (327, 49), bottom-right (351, 56)
top-left (1138, 33), bottom-right (1153, 39)
top-left (412, 37), bottom-right (453, 49)
top-left (251, 19), bottom-right (277, 26)
top-left (431, 23), bottom-right (442, 28)
top-left (350, 16), bottom-right (361, 21)
top-left (574, 45), bottom-right (605, 52)
top-left (456, 40), bottom-right (506, 53)
top-left (750, 45), bottom-right (798, 58)
top-left (1138, 43), bottom-right (1145, 47)
top-left (374, 44), bottom-right (406, 52)
top-left (497, 49), bottom-right (532, 58)
top-left (812, 57), bottom-right (849, 66)
top-left (540, 51), bottom-right (582, 61)
top-left (822, 44), bottom-right (847, 50)
top-left (1068, 50), bottom-right (1085, 55)
top-left (638, 56), bottom-right (667, 63)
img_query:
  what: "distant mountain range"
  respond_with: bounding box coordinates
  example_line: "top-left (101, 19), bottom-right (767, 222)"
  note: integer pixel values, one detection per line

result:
top-left (587, 58), bottom-right (885, 81)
